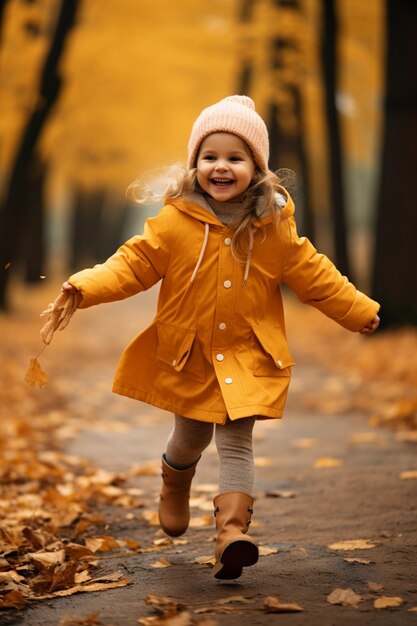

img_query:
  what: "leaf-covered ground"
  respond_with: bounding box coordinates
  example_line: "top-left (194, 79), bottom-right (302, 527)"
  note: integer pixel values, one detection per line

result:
top-left (1, 280), bottom-right (416, 625)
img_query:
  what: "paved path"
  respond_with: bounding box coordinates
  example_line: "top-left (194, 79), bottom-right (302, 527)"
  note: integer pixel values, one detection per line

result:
top-left (3, 289), bottom-right (416, 625)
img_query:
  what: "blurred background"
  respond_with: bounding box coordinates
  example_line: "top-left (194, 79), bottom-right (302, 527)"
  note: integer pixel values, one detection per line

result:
top-left (0, 0), bottom-right (416, 326)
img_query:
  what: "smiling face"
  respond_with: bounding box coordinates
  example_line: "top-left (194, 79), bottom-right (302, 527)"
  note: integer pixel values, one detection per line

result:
top-left (196, 132), bottom-right (256, 202)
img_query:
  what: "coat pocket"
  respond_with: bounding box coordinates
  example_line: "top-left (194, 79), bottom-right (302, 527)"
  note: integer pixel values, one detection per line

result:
top-left (156, 321), bottom-right (205, 383)
top-left (252, 323), bottom-right (295, 377)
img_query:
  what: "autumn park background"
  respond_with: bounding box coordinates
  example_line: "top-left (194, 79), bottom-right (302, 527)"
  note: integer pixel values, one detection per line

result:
top-left (1, 0), bottom-right (417, 623)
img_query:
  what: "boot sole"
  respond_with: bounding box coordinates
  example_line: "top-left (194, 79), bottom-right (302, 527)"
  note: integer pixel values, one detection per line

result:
top-left (214, 538), bottom-right (259, 580)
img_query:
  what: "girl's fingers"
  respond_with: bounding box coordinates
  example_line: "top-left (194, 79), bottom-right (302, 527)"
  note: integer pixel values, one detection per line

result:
top-left (62, 281), bottom-right (77, 293)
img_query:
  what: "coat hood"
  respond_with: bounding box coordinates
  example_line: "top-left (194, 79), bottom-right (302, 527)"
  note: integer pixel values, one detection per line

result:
top-left (166, 185), bottom-right (294, 227)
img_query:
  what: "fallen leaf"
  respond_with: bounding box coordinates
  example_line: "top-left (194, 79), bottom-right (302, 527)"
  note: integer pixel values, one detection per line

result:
top-left (24, 357), bottom-right (48, 388)
top-left (74, 570), bottom-right (92, 584)
top-left (0, 570), bottom-right (25, 583)
top-left (143, 511), bottom-right (161, 526)
top-left (291, 438), bottom-right (317, 448)
top-left (396, 431), bottom-right (417, 443)
top-left (263, 595), bottom-right (304, 613)
top-left (52, 576), bottom-right (131, 598)
top-left (314, 456), bottom-right (343, 468)
top-left (189, 515), bottom-right (212, 528)
top-left (328, 539), bottom-right (377, 550)
top-left (145, 593), bottom-right (185, 612)
top-left (194, 555), bottom-right (215, 566)
top-left (28, 549), bottom-right (66, 568)
top-left (408, 607), bottom-right (417, 612)
top-left (189, 496), bottom-right (214, 511)
top-left (151, 558), bottom-right (172, 568)
top-left (350, 432), bottom-right (381, 444)
top-left (0, 589), bottom-right (25, 608)
top-left (343, 557), bottom-right (372, 565)
top-left (259, 546), bottom-right (279, 556)
top-left (194, 606), bottom-right (238, 615)
top-left (399, 470), bottom-right (417, 480)
top-left (367, 582), bottom-right (383, 592)
top-left (192, 484), bottom-right (217, 494)
top-left (50, 561), bottom-right (78, 592)
top-left (326, 588), bottom-right (362, 608)
top-left (254, 457), bottom-right (274, 467)
top-left (290, 547), bottom-right (309, 558)
top-left (265, 490), bottom-right (296, 498)
top-left (129, 461), bottom-right (161, 476)
top-left (138, 612), bottom-right (193, 626)
top-left (374, 596), bottom-right (404, 609)
top-left (218, 595), bottom-right (254, 604)
top-left (84, 536), bottom-right (120, 553)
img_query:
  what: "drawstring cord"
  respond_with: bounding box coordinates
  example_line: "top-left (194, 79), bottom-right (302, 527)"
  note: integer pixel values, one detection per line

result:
top-left (242, 228), bottom-right (253, 286)
top-left (190, 222), bottom-right (210, 283)
top-left (190, 222), bottom-right (254, 286)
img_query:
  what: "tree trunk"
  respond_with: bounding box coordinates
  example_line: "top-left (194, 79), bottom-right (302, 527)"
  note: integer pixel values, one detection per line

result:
top-left (371, 0), bottom-right (417, 327)
top-left (0, 0), bottom-right (79, 309)
top-left (321, 0), bottom-right (351, 278)
top-left (268, 0), bottom-right (315, 241)
top-left (21, 154), bottom-right (47, 283)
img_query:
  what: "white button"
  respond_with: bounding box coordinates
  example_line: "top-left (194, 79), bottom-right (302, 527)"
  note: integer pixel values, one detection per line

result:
top-left (277, 359), bottom-right (283, 368)
top-left (223, 280), bottom-right (232, 289)
top-left (216, 354), bottom-right (224, 362)
top-left (224, 237), bottom-right (232, 246)
top-left (225, 377), bottom-right (233, 384)
top-left (172, 359), bottom-right (177, 366)
top-left (218, 322), bottom-right (227, 331)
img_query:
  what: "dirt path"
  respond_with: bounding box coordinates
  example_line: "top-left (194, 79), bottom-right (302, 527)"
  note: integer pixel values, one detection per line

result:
top-left (2, 285), bottom-right (417, 625)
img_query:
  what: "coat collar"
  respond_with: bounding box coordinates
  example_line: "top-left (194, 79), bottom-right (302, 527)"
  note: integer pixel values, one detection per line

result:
top-left (166, 186), bottom-right (294, 228)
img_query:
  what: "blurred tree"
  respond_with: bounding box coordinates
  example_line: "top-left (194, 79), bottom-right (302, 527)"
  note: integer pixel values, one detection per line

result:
top-left (268, 0), bottom-right (314, 241)
top-left (321, 0), bottom-right (351, 279)
top-left (372, 0), bottom-right (417, 327)
top-left (0, 0), bottom-right (79, 309)
top-left (236, 0), bottom-right (314, 240)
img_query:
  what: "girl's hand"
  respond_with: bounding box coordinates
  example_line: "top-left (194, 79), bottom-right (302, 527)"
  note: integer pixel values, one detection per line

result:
top-left (359, 315), bottom-right (380, 335)
top-left (62, 281), bottom-right (79, 295)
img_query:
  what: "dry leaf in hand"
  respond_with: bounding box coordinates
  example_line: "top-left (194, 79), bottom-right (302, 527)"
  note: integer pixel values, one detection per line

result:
top-left (327, 588), bottom-right (362, 608)
top-left (263, 596), bottom-right (304, 613)
top-left (25, 357), bottom-right (48, 388)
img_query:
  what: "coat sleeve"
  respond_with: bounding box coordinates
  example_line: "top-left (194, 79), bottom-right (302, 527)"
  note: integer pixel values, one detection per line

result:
top-left (281, 214), bottom-right (380, 331)
top-left (68, 207), bottom-right (171, 308)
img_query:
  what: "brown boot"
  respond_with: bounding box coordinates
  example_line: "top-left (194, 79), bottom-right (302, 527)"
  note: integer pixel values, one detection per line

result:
top-left (158, 455), bottom-right (198, 537)
top-left (212, 491), bottom-right (258, 580)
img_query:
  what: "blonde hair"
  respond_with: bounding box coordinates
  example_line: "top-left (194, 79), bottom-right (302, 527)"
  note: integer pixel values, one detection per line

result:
top-left (127, 164), bottom-right (293, 264)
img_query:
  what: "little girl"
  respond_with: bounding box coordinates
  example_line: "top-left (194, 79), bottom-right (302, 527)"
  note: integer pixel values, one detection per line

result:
top-left (57, 96), bottom-right (380, 580)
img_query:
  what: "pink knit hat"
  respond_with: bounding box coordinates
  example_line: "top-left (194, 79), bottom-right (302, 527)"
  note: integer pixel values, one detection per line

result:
top-left (187, 95), bottom-right (269, 172)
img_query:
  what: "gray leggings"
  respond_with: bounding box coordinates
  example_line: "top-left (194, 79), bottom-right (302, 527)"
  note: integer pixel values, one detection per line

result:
top-left (165, 414), bottom-right (255, 494)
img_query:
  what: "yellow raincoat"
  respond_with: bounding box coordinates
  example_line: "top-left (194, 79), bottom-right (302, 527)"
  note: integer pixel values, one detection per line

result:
top-left (69, 189), bottom-right (380, 424)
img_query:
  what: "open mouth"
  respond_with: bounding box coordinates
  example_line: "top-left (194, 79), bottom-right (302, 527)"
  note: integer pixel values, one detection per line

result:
top-left (210, 178), bottom-right (234, 188)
